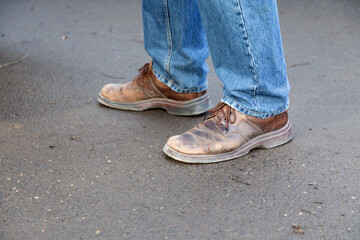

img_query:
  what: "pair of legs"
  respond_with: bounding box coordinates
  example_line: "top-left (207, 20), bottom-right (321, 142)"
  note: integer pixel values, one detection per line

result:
top-left (143, 0), bottom-right (290, 118)
top-left (98, 0), bottom-right (292, 163)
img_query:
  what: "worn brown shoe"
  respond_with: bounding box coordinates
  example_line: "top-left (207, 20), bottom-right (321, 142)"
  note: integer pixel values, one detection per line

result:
top-left (97, 63), bottom-right (211, 115)
top-left (163, 102), bottom-right (293, 163)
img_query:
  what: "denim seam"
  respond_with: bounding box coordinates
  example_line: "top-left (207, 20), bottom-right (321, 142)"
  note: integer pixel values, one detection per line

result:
top-left (235, 0), bottom-right (259, 111)
top-left (152, 66), bottom-right (208, 93)
top-left (153, 65), bottom-right (173, 82)
top-left (163, 0), bottom-right (173, 72)
top-left (222, 96), bottom-right (289, 118)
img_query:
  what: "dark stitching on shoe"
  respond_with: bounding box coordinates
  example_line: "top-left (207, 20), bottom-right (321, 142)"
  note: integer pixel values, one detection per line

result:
top-left (235, 126), bottom-right (250, 142)
top-left (149, 78), bottom-right (168, 99)
top-left (245, 120), bottom-right (263, 134)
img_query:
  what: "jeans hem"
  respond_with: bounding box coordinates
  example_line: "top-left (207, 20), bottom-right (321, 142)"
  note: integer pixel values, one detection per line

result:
top-left (152, 66), bottom-right (208, 93)
top-left (222, 96), bottom-right (289, 119)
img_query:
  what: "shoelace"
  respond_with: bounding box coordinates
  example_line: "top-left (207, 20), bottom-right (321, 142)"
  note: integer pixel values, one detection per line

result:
top-left (203, 102), bottom-right (236, 130)
top-left (133, 63), bottom-right (151, 86)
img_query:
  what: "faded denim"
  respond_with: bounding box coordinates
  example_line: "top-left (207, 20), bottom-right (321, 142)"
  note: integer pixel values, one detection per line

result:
top-left (142, 0), bottom-right (290, 118)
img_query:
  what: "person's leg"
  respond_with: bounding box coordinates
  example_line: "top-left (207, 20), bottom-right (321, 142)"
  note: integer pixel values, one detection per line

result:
top-left (195, 0), bottom-right (289, 118)
top-left (143, 0), bottom-right (210, 93)
top-left (98, 0), bottom-right (211, 115)
top-left (164, 0), bottom-right (293, 163)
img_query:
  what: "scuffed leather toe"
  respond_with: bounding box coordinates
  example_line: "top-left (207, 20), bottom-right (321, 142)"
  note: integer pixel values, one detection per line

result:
top-left (100, 84), bottom-right (118, 100)
top-left (166, 133), bottom-right (207, 155)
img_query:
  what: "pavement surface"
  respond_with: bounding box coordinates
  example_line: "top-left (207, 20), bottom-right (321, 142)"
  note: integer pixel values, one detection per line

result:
top-left (1, 0), bottom-right (360, 239)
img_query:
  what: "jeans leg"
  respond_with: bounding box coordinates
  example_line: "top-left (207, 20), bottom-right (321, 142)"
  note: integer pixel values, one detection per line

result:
top-left (196, 0), bottom-right (290, 118)
top-left (142, 0), bottom-right (209, 93)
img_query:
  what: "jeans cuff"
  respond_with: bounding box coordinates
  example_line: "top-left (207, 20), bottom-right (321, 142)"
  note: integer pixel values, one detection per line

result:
top-left (221, 96), bottom-right (289, 119)
top-left (152, 66), bottom-right (208, 94)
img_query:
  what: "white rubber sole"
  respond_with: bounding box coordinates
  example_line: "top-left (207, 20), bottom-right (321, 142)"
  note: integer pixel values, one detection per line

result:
top-left (97, 92), bottom-right (211, 116)
top-left (163, 120), bottom-right (293, 163)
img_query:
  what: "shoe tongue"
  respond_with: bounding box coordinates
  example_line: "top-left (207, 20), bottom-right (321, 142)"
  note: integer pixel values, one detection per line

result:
top-left (203, 103), bottom-right (231, 125)
top-left (209, 103), bottom-right (229, 118)
top-left (138, 63), bottom-right (151, 74)
top-left (209, 103), bottom-right (241, 127)
top-left (203, 116), bottom-right (218, 128)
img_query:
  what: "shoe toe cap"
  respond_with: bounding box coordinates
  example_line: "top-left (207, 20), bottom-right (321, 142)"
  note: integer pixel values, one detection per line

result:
top-left (100, 84), bottom-right (116, 97)
top-left (100, 84), bottom-right (125, 101)
top-left (166, 133), bottom-right (207, 155)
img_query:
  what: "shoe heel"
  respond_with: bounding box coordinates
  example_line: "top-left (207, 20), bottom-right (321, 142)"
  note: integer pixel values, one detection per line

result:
top-left (166, 95), bottom-right (212, 116)
top-left (257, 122), bottom-right (293, 149)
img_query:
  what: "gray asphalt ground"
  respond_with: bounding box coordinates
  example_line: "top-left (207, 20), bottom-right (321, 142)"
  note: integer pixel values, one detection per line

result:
top-left (1, 0), bottom-right (360, 239)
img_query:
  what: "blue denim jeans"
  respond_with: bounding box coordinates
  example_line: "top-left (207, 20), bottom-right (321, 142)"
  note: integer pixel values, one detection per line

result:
top-left (142, 0), bottom-right (290, 118)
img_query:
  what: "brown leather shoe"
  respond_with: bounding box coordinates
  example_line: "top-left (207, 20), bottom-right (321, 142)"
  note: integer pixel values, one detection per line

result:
top-left (163, 102), bottom-right (293, 163)
top-left (97, 63), bottom-right (211, 115)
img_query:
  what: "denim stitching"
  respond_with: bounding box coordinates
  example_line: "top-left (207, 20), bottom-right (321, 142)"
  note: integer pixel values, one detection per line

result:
top-left (235, 0), bottom-right (259, 111)
top-left (153, 65), bottom-right (173, 83)
top-left (163, 0), bottom-right (173, 72)
top-left (153, 67), bottom-right (208, 93)
top-left (222, 96), bottom-right (288, 118)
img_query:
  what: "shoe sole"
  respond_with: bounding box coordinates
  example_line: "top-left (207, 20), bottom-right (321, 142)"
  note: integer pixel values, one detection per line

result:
top-left (97, 92), bottom-right (211, 116)
top-left (163, 120), bottom-right (293, 163)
